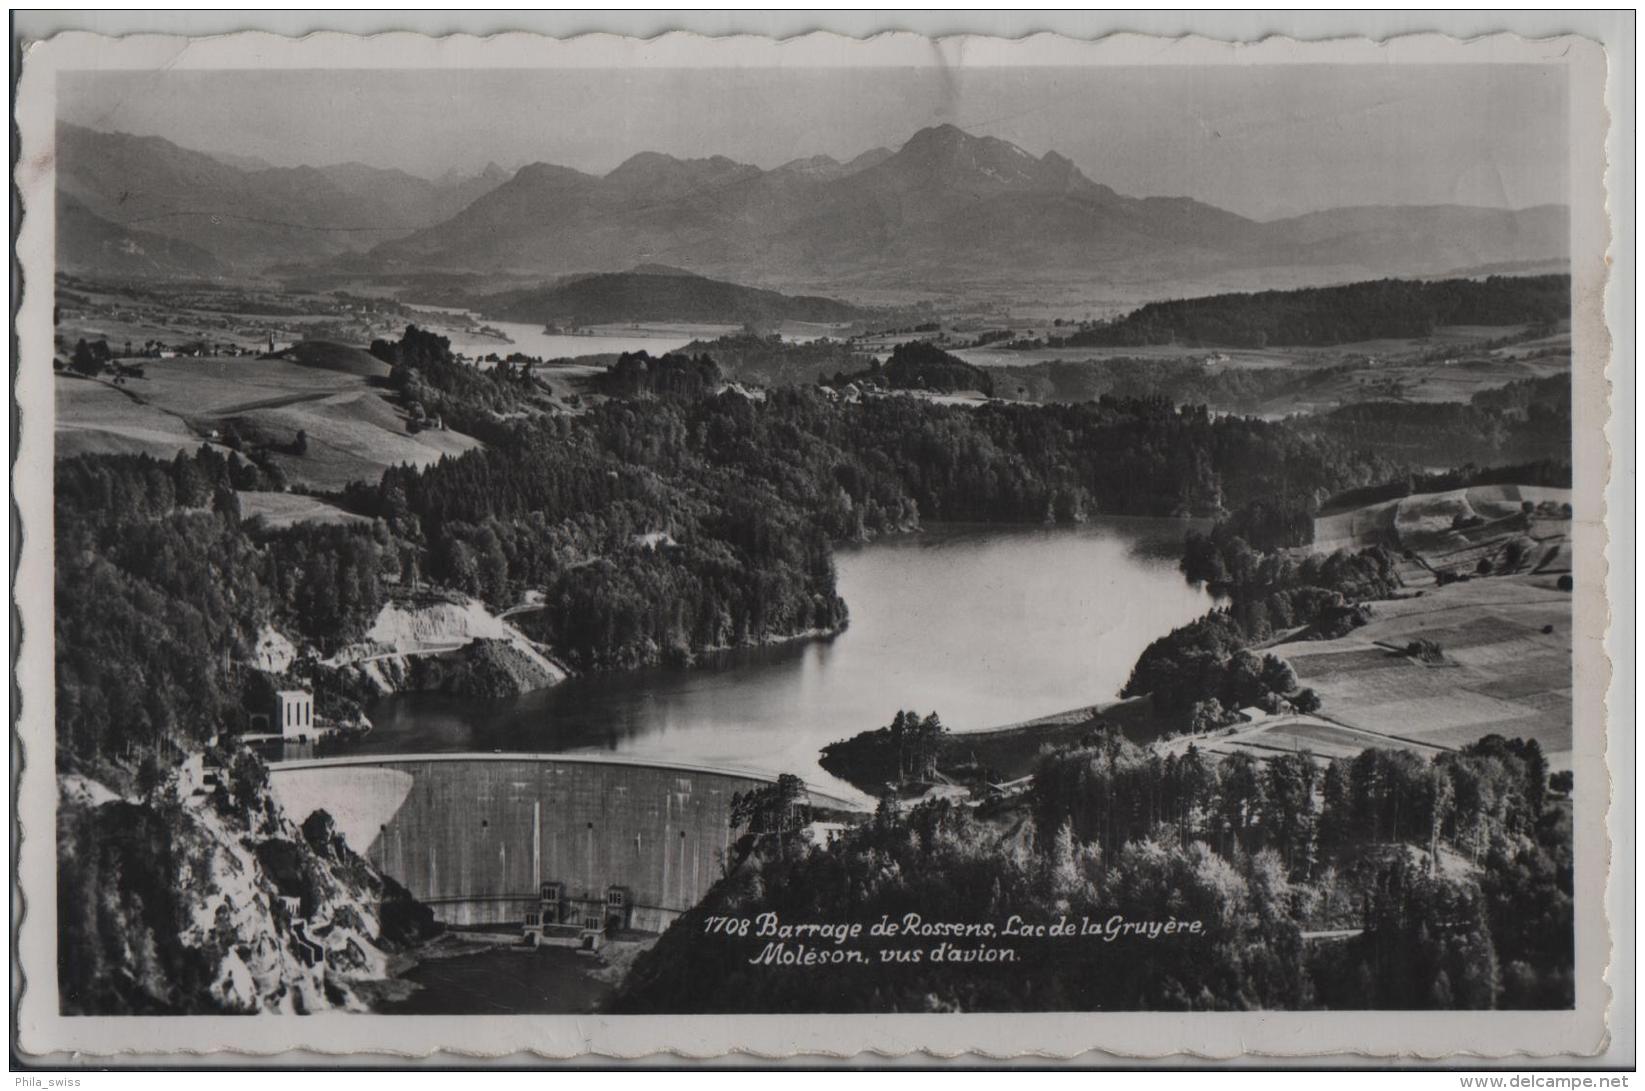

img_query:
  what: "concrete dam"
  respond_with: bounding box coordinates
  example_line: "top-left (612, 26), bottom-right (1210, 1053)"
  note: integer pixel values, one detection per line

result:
top-left (268, 753), bottom-right (864, 930)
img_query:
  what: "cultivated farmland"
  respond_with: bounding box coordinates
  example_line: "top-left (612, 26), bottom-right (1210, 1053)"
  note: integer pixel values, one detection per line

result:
top-left (55, 349), bottom-right (482, 491)
top-left (1275, 574), bottom-right (1572, 768)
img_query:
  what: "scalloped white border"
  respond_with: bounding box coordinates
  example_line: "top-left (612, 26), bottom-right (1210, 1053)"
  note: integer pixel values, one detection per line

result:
top-left (10, 25), bottom-right (1621, 1066)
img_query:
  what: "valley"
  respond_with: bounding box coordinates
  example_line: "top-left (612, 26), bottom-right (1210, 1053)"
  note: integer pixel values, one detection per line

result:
top-left (47, 120), bottom-right (1581, 1019)
top-left (57, 121), bottom-right (1567, 296)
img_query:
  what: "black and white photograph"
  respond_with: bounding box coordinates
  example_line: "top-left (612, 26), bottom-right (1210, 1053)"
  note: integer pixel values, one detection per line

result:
top-left (9, 19), bottom-right (1626, 1066)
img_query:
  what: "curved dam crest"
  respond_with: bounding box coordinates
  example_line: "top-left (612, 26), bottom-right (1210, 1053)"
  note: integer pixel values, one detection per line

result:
top-left (269, 753), bottom-right (864, 930)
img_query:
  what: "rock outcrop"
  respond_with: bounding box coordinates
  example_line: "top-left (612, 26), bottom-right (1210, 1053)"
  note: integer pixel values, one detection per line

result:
top-left (324, 595), bottom-right (568, 698)
top-left (56, 753), bottom-right (438, 1014)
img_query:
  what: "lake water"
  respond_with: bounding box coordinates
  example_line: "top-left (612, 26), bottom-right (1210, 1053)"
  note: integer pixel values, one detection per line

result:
top-left (409, 303), bottom-right (738, 361)
top-left (377, 945), bottom-right (613, 1015)
top-left (359, 520), bottom-right (1215, 800)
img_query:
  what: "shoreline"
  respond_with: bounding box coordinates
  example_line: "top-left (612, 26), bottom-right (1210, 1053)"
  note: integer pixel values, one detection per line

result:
top-left (819, 694), bottom-right (1171, 799)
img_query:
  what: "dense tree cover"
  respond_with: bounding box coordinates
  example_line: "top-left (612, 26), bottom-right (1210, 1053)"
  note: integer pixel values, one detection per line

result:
top-left (1290, 374), bottom-right (1570, 470)
top-left (679, 332), bottom-right (871, 388)
top-left (1199, 495), bottom-right (1320, 551)
top-left (70, 337), bottom-right (113, 376)
top-left (985, 355), bottom-right (1326, 411)
top-left (613, 731), bottom-right (1570, 1012)
top-left (1186, 454), bottom-right (1570, 567)
top-left (369, 324), bottom-right (544, 437)
top-left (55, 341), bottom-right (1401, 762)
top-left (1470, 372), bottom-right (1572, 414)
top-left (596, 350), bottom-right (725, 399)
top-left (55, 448), bottom-right (397, 767)
top-left (334, 385), bottom-right (1397, 668)
top-left (729, 774), bottom-right (810, 839)
top-left (829, 341), bottom-right (995, 396)
top-left (1050, 276), bottom-right (1570, 349)
top-left (819, 710), bottom-right (949, 789)
top-left (1320, 459), bottom-right (1573, 515)
top-left (58, 351), bottom-right (1406, 764)
top-left (344, 394), bottom-right (880, 671)
top-left (1128, 544), bottom-right (1401, 724)
top-left (988, 359), bottom-right (1568, 475)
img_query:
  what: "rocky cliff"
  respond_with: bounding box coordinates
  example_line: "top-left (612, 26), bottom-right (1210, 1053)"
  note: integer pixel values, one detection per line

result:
top-left (56, 755), bottom-right (439, 1014)
top-left (322, 596), bottom-right (568, 699)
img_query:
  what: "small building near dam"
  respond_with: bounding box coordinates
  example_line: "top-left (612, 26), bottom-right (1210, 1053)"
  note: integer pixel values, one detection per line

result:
top-left (267, 753), bottom-right (863, 932)
top-left (275, 690), bottom-right (315, 741)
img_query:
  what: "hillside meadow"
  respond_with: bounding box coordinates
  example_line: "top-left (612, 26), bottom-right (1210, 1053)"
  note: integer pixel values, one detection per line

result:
top-left (55, 352), bottom-right (483, 491)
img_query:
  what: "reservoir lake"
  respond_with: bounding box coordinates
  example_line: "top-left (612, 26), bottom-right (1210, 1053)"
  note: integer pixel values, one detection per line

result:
top-left (413, 304), bottom-right (848, 363)
top-left (408, 302), bottom-right (733, 361)
top-left (359, 519), bottom-right (1216, 801)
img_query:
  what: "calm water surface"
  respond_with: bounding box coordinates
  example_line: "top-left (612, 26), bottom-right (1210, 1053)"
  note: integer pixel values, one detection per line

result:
top-left (359, 520), bottom-right (1214, 800)
top-left (413, 303), bottom-right (845, 361)
top-left (378, 946), bottom-right (611, 1015)
top-left (410, 303), bottom-right (736, 360)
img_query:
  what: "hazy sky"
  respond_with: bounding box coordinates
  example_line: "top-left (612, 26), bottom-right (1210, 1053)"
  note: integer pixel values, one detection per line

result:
top-left (60, 64), bottom-right (1568, 220)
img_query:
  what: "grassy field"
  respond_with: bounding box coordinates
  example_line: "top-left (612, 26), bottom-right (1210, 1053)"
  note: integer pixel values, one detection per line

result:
top-left (54, 276), bottom-right (415, 357)
top-left (55, 350), bottom-right (482, 491)
top-left (1274, 573), bottom-right (1572, 769)
top-left (236, 491), bottom-right (373, 529)
top-left (1293, 487), bottom-right (1576, 769)
top-left (951, 324), bottom-right (1570, 417)
top-left (1152, 573), bottom-right (1572, 772)
top-left (1156, 712), bottom-right (1451, 765)
top-left (57, 374), bottom-right (207, 461)
top-left (1314, 484), bottom-right (1573, 585)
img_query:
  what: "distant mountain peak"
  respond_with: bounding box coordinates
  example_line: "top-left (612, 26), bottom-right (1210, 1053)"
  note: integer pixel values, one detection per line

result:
top-left (628, 262), bottom-right (701, 278)
top-left (774, 154), bottom-right (844, 177)
top-left (905, 122), bottom-right (969, 145)
top-left (509, 161), bottom-right (596, 186)
top-left (61, 122), bottom-right (1567, 286)
top-left (868, 123), bottom-right (1099, 197)
top-left (609, 149), bottom-right (678, 174)
top-left (608, 150), bottom-right (751, 177)
top-left (843, 147), bottom-right (893, 173)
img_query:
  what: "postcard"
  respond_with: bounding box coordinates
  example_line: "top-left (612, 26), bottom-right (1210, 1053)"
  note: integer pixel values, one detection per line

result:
top-left (11, 23), bottom-right (1625, 1065)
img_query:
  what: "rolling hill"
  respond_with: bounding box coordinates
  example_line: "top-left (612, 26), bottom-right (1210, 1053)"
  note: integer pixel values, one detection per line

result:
top-left (471, 270), bottom-right (863, 326)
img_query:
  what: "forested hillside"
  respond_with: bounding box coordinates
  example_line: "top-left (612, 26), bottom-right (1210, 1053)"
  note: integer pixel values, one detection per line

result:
top-left (831, 341), bottom-right (995, 396)
top-left (679, 333), bottom-right (870, 387)
top-left (613, 731), bottom-right (1571, 1012)
top-left (1125, 542), bottom-right (1402, 728)
top-left (1289, 373), bottom-right (1571, 468)
top-left (986, 356), bottom-right (1313, 410)
top-left (59, 331), bottom-right (1401, 774)
top-left (1051, 275), bottom-right (1569, 349)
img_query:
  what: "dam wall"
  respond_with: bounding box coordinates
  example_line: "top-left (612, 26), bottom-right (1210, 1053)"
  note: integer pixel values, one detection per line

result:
top-left (268, 753), bottom-right (860, 929)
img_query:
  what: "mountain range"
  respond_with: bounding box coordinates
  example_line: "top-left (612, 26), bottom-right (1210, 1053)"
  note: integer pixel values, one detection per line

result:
top-left (55, 123), bottom-right (510, 276)
top-left (56, 122), bottom-right (1569, 290)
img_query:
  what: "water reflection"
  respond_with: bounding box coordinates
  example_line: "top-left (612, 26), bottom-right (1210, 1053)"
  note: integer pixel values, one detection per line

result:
top-left (356, 520), bottom-right (1215, 797)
